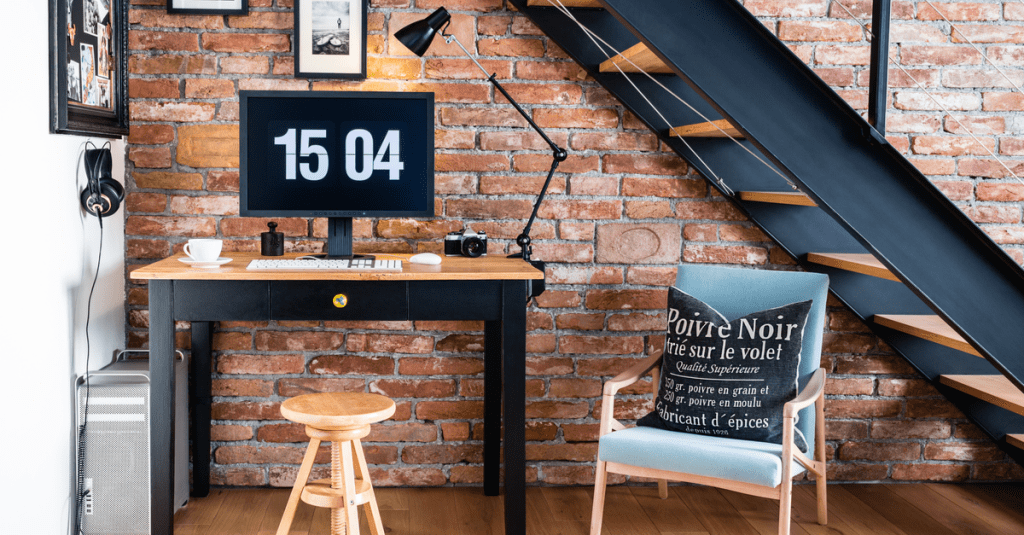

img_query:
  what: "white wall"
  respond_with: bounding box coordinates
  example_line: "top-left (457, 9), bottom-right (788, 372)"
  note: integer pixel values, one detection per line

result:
top-left (0, 3), bottom-right (126, 534)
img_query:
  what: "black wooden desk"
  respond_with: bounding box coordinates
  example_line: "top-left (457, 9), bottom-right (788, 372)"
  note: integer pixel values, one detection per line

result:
top-left (131, 253), bottom-right (544, 535)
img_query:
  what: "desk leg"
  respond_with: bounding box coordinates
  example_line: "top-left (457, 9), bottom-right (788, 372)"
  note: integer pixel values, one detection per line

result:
top-left (190, 322), bottom-right (212, 497)
top-left (502, 281), bottom-right (528, 535)
top-left (149, 281), bottom-right (175, 535)
top-left (483, 320), bottom-right (502, 496)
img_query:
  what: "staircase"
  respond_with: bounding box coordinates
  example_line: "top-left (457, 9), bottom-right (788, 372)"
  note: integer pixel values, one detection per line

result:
top-left (514, 0), bottom-right (1024, 465)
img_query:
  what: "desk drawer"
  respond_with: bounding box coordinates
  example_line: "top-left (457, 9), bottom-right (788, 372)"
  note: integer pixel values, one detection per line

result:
top-left (270, 281), bottom-right (408, 321)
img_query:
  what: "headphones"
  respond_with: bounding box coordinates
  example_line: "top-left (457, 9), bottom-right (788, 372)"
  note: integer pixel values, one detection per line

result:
top-left (80, 141), bottom-right (125, 219)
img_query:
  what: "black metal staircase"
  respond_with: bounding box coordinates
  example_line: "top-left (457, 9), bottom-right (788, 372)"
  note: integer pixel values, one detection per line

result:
top-left (513, 0), bottom-right (1024, 466)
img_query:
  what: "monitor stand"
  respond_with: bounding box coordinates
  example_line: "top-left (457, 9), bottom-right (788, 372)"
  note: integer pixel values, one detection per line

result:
top-left (313, 217), bottom-right (374, 260)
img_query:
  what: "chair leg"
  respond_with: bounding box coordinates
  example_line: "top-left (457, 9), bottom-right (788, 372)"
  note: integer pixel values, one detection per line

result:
top-left (352, 439), bottom-right (386, 535)
top-left (338, 441), bottom-right (360, 535)
top-left (816, 473), bottom-right (827, 525)
top-left (778, 480), bottom-right (793, 535)
top-left (277, 438), bottom-right (321, 535)
top-left (590, 460), bottom-right (608, 535)
top-left (657, 479), bottom-right (668, 499)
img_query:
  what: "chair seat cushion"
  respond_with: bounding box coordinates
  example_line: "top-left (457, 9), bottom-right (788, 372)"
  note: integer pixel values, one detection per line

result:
top-left (599, 426), bottom-right (806, 488)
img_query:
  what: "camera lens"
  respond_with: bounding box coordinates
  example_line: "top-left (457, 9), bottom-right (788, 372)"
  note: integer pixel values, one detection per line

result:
top-left (462, 236), bottom-right (484, 258)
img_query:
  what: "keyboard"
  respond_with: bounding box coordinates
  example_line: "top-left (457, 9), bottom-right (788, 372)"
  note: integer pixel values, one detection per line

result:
top-left (247, 258), bottom-right (403, 271)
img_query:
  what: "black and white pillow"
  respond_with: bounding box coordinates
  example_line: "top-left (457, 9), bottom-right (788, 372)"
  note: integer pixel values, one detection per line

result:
top-left (638, 287), bottom-right (812, 451)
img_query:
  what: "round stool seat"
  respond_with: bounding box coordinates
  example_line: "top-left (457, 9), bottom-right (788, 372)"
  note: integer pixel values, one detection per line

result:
top-left (281, 392), bottom-right (396, 430)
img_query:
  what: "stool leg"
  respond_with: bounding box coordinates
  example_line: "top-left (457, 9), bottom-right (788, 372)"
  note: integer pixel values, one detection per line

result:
top-left (277, 438), bottom-right (321, 535)
top-left (352, 439), bottom-right (385, 535)
top-left (332, 440), bottom-right (360, 535)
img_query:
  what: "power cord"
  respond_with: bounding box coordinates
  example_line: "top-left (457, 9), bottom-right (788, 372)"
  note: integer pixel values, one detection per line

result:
top-left (74, 143), bottom-right (106, 535)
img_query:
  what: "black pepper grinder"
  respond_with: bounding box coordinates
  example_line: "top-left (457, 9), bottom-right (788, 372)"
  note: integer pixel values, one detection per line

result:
top-left (261, 221), bottom-right (284, 256)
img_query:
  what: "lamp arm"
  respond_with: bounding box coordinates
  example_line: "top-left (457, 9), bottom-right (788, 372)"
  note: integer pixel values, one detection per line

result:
top-left (443, 33), bottom-right (567, 157)
top-left (443, 31), bottom-right (566, 268)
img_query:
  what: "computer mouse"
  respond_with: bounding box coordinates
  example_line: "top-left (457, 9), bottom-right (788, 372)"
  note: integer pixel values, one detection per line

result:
top-left (409, 253), bottom-right (443, 265)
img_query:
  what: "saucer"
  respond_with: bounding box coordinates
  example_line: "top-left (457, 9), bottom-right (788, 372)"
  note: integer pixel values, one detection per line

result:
top-left (179, 257), bottom-right (231, 269)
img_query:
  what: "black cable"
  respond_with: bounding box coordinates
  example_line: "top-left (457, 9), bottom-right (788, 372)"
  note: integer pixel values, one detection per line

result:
top-left (75, 144), bottom-right (105, 535)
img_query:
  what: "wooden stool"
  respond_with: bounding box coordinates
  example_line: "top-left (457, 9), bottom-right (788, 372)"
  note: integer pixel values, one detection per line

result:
top-left (276, 392), bottom-right (396, 535)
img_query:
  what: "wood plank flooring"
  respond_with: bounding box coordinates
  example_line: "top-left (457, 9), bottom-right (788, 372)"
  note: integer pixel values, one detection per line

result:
top-left (174, 484), bottom-right (1024, 535)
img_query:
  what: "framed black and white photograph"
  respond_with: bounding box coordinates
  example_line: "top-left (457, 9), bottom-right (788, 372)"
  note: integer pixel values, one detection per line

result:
top-left (295, 0), bottom-right (367, 79)
top-left (167, 0), bottom-right (248, 15)
top-left (49, 0), bottom-right (129, 137)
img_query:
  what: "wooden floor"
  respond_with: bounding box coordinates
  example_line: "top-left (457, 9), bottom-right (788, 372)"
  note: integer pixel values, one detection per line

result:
top-left (174, 484), bottom-right (1024, 535)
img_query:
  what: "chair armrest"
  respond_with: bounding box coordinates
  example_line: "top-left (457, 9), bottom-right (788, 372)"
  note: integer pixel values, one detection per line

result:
top-left (604, 351), bottom-right (663, 396)
top-left (784, 368), bottom-right (826, 418)
top-left (598, 351), bottom-right (663, 438)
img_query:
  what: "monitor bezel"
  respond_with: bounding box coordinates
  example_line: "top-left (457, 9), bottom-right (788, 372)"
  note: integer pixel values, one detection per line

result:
top-left (239, 90), bottom-right (435, 219)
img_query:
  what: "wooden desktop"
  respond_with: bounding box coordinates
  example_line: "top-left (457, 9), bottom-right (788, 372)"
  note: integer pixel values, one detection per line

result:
top-left (131, 252), bottom-right (544, 535)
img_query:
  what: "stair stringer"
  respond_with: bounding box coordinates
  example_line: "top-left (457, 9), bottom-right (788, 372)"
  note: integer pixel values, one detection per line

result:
top-left (511, 0), bottom-right (1024, 467)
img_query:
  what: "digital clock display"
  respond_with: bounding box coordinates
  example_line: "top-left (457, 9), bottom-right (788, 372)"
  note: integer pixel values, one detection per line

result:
top-left (240, 91), bottom-right (434, 217)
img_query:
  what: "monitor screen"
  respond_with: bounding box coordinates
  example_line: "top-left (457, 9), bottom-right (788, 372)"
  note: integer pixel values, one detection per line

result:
top-left (240, 90), bottom-right (435, 219)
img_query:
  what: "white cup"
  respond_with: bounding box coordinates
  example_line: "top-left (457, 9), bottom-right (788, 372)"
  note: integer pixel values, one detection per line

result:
top-left (183, 239), bottom-right (223, 262)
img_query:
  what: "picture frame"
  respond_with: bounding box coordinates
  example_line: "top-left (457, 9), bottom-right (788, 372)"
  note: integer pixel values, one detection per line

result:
top-left (49, 0), bottom-right (129, 138)
top-left (295, 0), bottom-right (367, 79)
top-left (167, 0), bottom-right (248, 15)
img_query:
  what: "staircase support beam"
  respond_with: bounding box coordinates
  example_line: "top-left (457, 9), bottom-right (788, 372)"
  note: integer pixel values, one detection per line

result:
top-left (869, 0), bottom-right (891, 134)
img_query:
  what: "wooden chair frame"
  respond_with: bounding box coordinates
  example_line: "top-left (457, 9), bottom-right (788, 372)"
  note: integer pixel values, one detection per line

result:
top-left (590, 351), bottom-right (828, 535)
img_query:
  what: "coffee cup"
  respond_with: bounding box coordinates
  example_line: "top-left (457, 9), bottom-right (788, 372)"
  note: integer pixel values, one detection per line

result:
top-left (183, 239), bottom-right (223, 262)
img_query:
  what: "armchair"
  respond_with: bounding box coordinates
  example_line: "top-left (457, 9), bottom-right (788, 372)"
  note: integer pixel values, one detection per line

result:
top-left (591, 265), bottom-right (829, 535)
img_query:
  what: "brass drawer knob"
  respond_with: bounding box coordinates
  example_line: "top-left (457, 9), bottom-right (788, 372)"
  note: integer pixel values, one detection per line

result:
top-left (333, 294), bottom-right (348, 308)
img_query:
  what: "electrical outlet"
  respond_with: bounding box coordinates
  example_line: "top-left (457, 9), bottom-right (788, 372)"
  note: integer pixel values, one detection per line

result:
top-left (83, 478), bottom-right (94, 515)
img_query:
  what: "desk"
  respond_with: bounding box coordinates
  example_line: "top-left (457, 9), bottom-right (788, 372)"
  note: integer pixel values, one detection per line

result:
top-left (131, 253), bottom-right (544, 535)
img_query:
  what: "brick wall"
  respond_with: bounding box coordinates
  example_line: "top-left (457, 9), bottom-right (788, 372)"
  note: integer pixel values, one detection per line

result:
top-left (124, 0), bottom-right (1024, 486)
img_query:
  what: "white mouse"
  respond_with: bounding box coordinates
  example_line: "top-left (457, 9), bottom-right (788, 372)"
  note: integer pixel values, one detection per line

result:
top-left (409, 253), bottom-right (443, 265)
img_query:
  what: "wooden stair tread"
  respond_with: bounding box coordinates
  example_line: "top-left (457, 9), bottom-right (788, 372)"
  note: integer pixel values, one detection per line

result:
top-left (669, 118), bottom-right (744, 138)
top-left (1008, 434), bottom-right (1024, 450)
top-left (738, 191), bottom-right (816, 206)
top-left (527, 0), bottom-right (603, 7)
top-left (940, 375), bottom-right (1024, 416)
top-left (808, 252), bottom-right (899, 282)
top-left (599, 42), bottom-right (671, 74)
top-left (874, 314), bottom-right (983, 358)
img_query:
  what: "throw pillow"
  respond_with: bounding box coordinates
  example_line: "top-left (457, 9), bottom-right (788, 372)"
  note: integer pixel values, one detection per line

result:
top-left (638, 287), bottom-right (812, 451)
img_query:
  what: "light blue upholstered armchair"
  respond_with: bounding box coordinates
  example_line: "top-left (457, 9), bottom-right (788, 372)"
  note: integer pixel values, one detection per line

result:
top-left (591, 265), bottom-right (829, 535)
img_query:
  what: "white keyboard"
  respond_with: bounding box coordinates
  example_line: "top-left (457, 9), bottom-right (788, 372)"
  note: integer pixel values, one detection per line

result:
top-left (247, 257), bottom-right (402, 271)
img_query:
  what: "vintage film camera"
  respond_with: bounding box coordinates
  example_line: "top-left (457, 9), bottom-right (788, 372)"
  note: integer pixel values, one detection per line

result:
top-left (444, 226), bottom-right (487, 258)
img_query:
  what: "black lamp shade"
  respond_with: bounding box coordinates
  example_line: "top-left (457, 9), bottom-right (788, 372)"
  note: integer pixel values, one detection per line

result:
top-left (395, 7), bottom-right (451, 57)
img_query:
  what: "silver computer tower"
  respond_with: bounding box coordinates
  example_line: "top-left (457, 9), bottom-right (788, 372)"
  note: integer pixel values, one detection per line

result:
top-left (76, 350), bottom-right (189, 534)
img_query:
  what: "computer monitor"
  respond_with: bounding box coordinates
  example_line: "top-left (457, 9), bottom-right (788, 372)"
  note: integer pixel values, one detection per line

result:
top-left (240, 90), bottom-right (435, 258)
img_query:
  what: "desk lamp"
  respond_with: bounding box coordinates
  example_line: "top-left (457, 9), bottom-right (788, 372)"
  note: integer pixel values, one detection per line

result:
top-left (396, 7), bottom-right (565, 296)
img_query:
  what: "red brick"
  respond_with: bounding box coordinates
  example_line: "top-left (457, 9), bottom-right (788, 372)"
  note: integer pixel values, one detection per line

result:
top-left (253, 331), bottom-right (344, 352)
top-left (533, 108), bottom-right (618, 129)
top-left (917, 3), bottom-right (1001, 21)
top-left (891, 464), bottom-right (970, 481)
top-left (415, 401), bottom-right (483, 420)
top-left (596, 223), bottom-right (681, 264)
top-left (128, 125), bottom-right (175, 145)
top-left (537, 200), bottom-right (621, 220)
top-left (130, 30), bottom-right (200, 52)
top-left (129, 79), bottom-right (179, 99)
top-left (779, 21), bottom-right (862, 42)
top-left (202, 33), bottom-right (290, 53)
top-left (497, 83), bottom-right (583, 105)
top-left (825, 399), bottom-right (902, 418)
top-left (549, 378), bottom-right (602, 398)
top-left (555, 313), bottom-right (605, 331)
top-left (440, 108), bottom-right (528, 127)
top-left (515, 61), bottom-right (588, 81)
top-left (478, 38), bottom-right (545, 57)
top-left (217, 354), bottom-right (305, 374)
top-left (184, 78), bottom-right (235, 99)
top-left (130, 53), bottom-right (216, 75)
top-left (126, 215), bottom-right (216, 237)
top-left (308, 355), bottom-right (394, 375)
top-left (131, 101), bottom-right (217, 122)
top-left (558, 335), bottom-right (644, 355)
top-left (425, 58), bottom-right (511, 79)
top-left (585, 289), bottom-right (667, 311)
top-left (277, 378), bottom-right (365, 397)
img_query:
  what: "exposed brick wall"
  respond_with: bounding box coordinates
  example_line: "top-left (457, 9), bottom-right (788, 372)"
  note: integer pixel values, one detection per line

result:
top-left (124, 0), bottom-right (1024, 486)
